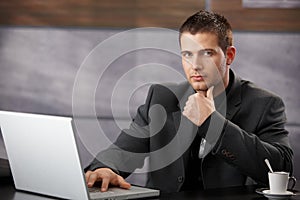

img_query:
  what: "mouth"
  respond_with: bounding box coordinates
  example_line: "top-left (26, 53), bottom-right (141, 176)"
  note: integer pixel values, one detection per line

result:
top-left (191, 75), bottom-right (205, 81)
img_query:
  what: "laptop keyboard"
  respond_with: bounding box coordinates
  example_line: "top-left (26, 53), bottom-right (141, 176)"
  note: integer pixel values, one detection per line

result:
top-left (87, 186), bottom-right (159, 199)
top-left (88, 187), bottom-right (102, 193)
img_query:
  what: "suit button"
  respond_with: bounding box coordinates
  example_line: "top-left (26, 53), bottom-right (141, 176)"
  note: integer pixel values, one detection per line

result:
top-left (177, 176), bottom-right (184, 183)
top-left (221, 149), bottom-right (228, 155)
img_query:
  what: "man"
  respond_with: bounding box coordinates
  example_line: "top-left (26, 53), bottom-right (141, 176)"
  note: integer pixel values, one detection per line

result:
top-left (85, 10), bottom-right (293, 192)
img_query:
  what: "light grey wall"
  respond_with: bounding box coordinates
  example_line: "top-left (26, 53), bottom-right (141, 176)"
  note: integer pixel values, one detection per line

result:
top-left (0, 28), bottom-right (299, 122)
top-left (232, 32), bottom-right (300, 124)
top-left (0, 27), bottom-right (185, 118)
top-left (0, 27), bottom-right (299, 184)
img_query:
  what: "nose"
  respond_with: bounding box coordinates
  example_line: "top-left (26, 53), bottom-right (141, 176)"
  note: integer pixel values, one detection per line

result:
top-left (191, 57), bottom-right (204, 70)
top-left (192, 64), bottom-right (203, 70)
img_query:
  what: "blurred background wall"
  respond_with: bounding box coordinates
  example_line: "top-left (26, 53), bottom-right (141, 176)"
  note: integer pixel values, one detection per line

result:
top-left (0, 0), bottom-right (299, 185)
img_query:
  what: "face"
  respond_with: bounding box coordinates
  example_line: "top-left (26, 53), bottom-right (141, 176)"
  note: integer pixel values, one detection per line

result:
top-left (180, 32), bottom-right (234, 94)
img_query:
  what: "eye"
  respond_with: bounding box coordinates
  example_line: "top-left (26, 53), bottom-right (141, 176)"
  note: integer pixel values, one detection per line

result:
top-left (202, 50), bottom-right (214, 57)
top-left (181, 51), bottom-right (193, 58)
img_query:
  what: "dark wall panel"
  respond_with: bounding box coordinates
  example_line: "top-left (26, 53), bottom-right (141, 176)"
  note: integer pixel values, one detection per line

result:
top-left (0, 0), bottom-right (204, 28)
top-left (210, 0), bottom-right (300, 31)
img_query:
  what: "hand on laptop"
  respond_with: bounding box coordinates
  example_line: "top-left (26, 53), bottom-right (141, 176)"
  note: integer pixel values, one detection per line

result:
top-left (85, 168), bottom-right (131, 192)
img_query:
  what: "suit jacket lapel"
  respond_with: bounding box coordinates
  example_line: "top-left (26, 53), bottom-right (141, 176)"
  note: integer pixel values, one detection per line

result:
top-left (172, 83), bottom-right (198, 175)
top-left (172, 83), bottom-right (197, 142)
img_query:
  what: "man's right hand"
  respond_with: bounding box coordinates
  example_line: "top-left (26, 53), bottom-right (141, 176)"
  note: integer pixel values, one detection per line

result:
top-left (85, 168), bottom-right (131, 192)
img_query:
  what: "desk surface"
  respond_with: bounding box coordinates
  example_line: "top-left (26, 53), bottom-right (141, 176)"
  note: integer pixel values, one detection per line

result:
top-left (1, 177), bottom-right (300, 200)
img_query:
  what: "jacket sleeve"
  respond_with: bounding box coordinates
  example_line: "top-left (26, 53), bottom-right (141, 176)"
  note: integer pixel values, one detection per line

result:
top-left (207, 96), bottom-right (293, 185)
top-left (85, 85), bottom-right (154, 177)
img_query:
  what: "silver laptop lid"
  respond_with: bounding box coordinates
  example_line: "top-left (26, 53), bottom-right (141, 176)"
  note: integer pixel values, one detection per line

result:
top-left (0, 111), bottom-right (90, 200)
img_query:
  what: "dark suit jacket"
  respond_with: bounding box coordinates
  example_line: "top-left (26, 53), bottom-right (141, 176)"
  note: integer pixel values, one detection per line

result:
top-left (88, 69), bottom-right (293, 192)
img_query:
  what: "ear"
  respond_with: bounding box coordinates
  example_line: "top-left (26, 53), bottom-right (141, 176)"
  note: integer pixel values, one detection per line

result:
top-left (226, 46), bottom-right (236, 65)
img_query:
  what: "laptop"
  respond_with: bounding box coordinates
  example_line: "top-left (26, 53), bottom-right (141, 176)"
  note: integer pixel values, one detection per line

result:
top-left (0, 110), bottom-right (160, 200)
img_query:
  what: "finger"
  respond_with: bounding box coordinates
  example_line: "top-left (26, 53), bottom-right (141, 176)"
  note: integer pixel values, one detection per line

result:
top-left (87, 173), bottom-right (98, 188)
top-left (182, 106), bottom-right (188, 117)
top-left (206, 86), bottom-right (214, 100)
top-left (117, 176), bottom-right (131, 189)
top-left (196, 90), bottom-right (206, 96)
top-left (85, 171), bottom-right (92, 183)
top-left (101, 177), bottom-right (110, 192)
top-left (182, 110), bottom-right (187, 117)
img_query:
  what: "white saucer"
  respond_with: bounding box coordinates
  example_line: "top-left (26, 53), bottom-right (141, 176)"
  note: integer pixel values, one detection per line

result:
top-left (256, 188), bottom-right (296, 199)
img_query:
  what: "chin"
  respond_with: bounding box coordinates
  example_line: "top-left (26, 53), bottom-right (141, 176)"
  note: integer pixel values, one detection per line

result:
top-left (191, 83), bottom-right (208, 91)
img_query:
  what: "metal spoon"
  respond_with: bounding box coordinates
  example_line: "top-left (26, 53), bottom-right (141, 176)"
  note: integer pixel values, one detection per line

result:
top-left (264, 158), bottom-right (274, 173)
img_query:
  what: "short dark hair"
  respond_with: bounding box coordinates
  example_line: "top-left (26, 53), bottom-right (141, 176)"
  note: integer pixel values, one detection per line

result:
top-left (179, 10), bottom-right (233, 53)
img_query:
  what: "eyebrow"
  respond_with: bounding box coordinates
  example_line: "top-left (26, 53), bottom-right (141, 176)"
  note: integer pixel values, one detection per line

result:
top-left (181, 50), bottom-right (191, 54)
top-left (181, 48), bottom-right (217, 54)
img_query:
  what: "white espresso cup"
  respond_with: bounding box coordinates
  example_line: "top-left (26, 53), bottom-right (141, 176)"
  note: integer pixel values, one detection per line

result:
top-left (268, 171), bottom-right (297, 194)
